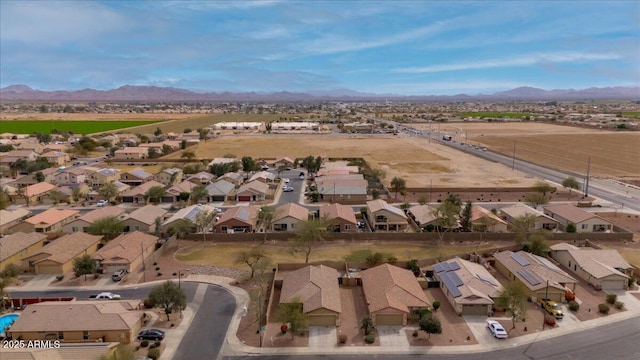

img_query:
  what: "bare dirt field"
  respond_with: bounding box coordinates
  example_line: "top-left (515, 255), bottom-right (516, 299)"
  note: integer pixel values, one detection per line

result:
top-left (164, 135), bottom-right (539, 188)
top-left (409, 122), bottom-right (602, 136)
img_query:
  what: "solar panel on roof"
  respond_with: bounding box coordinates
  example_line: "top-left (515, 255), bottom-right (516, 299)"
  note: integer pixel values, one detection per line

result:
top-left (477, 274), bottom-right (498, 286)
top-left (448, 261), bottom-right (461, 271)
top-left (440, 272), bottom-right (462, 298)
top-left (517, 268), bottom-right (541, 286)
top-left (511, 253), bottom-right (530, 266)
top-left (449, 272), bottom-right (464, 287)
top-left (185, 207), bottom-right (200, 222)
top-left (433, 263), bottom-right (445, 273)
top-left (440, 262), bottom-right (451, 272)
top-left (236, 209), bottom-right (251, 221)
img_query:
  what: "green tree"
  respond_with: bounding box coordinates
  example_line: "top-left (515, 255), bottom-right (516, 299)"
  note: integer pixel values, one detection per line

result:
top-left (72, 186), bottom-right (85, 205)
top-left (1, 263), bottom-right (23, 279)
top-left (235, 247), bottom-right (269, 279)
top-left (154, 127), bottom-right (163, 137)
top-left (390, 176), bottom-right (406, 201)
top-left (148, 147), bottom-right (159, 159)
top-left (277, 301), bottom-right (308, 340)
top-left (460, 200), bottom-right (473, 232)
top-left (73, 254), bottom-right (96, 281)
top-left (566, 223), bottom-right (576, 233)
top-left (241, 156), bottom-right (257, 176)
top-left (35, 171), bottom-right (45, 183)
top-left (528, 233), bottom-right (550, 256)
top-left (181, 150), bottom-right (196, 160)
top-left (533, 180), bottom-right (553, 197)
top-left (419, 313), bottom-right (442, 339)
top-left (525, 192), bottom-right (549, 208)
top-left (98, 182), bottom-right (118, 202)
top-left (87, 215), bottom-right (125, 240)
top-left (495, 281), bottom-right (528, 330)
top-left (145, 186), bottom-right (166, 204)
top-left (432, 200), bottom-right (461, 243)
top-left (562, 177), bottom-right (580, 199)
top-left (509, 214), bottom-right (537, 245)
top-left (48, 190), bottom-right (66, 206)
top-left (0, 189), bottom-right (10, 210)
top-left (147, 280), bottom-right (187, 321)
top-left (290, 217), bottom-right (331, 263)
top-left (161, 144), bottom-right (173, 156)
top-left (258, 206), bottom-right (275, 242)
top-left (189, 184), bottom-right (208, 204)
top-left (193, 209), bottom-right (214, 241)
top-left (360, 316), bottom-right (375, 335)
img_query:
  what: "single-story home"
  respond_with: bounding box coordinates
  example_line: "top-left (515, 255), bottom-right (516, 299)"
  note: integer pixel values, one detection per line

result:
top-left (273, 157), bottom-right (295, 169)
top-left (249, 171), bottom-right (276, 184)
top-left (494, 250), bottom-right (577, 302)
top-left (471, 206), bottom-right (509, 232)
top-left (0, 232), bottom-right (47, 272)
top-left (0, 208), bottom-right (31, 234)
top-left (319, 203), bottom-right (357, 233)
top-left (165, 180), bottom-right (198, 203)
top-left (272, 203), bottom-right (309, 232)
top-left (187, 171), bottom-right (215, 185)
top-left (121, 204), bottom-right (168, 233)
top-left (316, 175), bottom-right (368, 204)
top-left (10, 208), bottom-right (79, 234)
top-left (433, 257), bottom-right (503, 316)
top-left (62, 206), bottom-right (127, 234)
top-left (206, 179), bottom-right (236, 202)
top-left (543, 204), bottom-right (613, 233)
top-left (214, 205), bottom-right (259, 233)
top-left (21, 232), bottom-right (101, 274)
top-left (92, 231), bottom-right (158, 274)
top-left (162, 204), bottom-right (217, 232)
top-left (499, 204), bottom-right (559, 231)
top-left (280, 265), bottom-right (342, 326)
top-left (7, 300), bottom-right (144, 344)
top-left (361, 263), bottom-right (429, 325)
top-left (235, 181), bottom-right (270, 202)
top-left (118, 180), bottom-right (165, 204)
top-left (407, 204), bottom-right (437, 228)
top-left (550, 243), bottom-right (632, 290)
top-left (366, 199), bottom-right (408, 232)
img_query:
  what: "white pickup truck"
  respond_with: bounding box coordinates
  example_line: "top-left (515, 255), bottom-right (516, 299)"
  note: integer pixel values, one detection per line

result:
top-left (89, 292), bottom-right (121, 300)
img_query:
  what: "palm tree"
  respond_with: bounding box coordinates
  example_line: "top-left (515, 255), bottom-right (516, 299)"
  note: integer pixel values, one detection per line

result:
top-left (258, 206), bottom-right (274, 242)
top-left (390, 176), bottom-right (406, 201)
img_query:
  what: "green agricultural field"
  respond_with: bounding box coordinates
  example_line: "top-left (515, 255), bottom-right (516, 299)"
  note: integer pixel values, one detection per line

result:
top-left (0, 120), bottom-right (163, 135)
top-left (458, 112), bottom-right (536, 119)
top-left (621, 111), bottom-right (640, 118)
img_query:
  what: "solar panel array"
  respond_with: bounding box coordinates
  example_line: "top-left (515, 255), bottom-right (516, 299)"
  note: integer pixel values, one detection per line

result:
top-left (439, 272), bottom-right (462, 298)
top-left (448, 261), bottom-right (461, 271)
top-left (477, 274), bottom-right (498, 286)
top-left (511, 253), bottom-right (530, 266)
top-left (517, 268), bottom-right (541, 286)
top-left (449, 272), bottom-right (464, 287)
top-left (185, 207), bottom-right (201, 222)
top-left (236, 208), bottom-right (251, 221)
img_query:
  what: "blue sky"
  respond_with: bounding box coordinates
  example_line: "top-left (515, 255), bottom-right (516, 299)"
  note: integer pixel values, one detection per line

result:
top-left (1, 1), bottom-right (638, 95)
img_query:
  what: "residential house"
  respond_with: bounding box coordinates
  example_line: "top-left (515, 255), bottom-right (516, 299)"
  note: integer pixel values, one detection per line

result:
top-left (162, 204), bottom-right (217, 232)
top-left (407, 204), bottom-right (437, 228)
top-left (187, 171), bottom-right (215, 185)
top-left (154, 167), bottom-right (184, 186)
top-left (471, 206), bottom-right (509, 232)
top-left (273, 157), bottom-right (294, 169)
top-left (39, 151), bottom-right (70, 166)
top-left (122, 204), bottom-right (168, 233)
top-left (118, 180), bottom-right (165, 204)
top-left (88, 168), bottom-right (120, 189)
top-left (218, 172), bottom-right (244, 186)
top-left (0, 232), bottom-right (47, 272)
top-left (15, 142), bottom-right (44, 154)
top-left (494, 250), bottom-right (577, 302)
top-left (361, 264), bottom-right (429, 325)
top-left (543, 204), bottom-right (613, 233)
top-left (0, 208), bottom-right (31, 234)
top-left (499, 204), bottom-right (559, 231)
top-left (21, 232), bottom-right (101, 274)
top-left (165, 180), bottom-right (198, 203)
top-left (206, 179), bottom-right (235, 202)
top-left (10, 208), bottom-right (79, 234)
top-left (114, 147), bottom-right (147, 160)
top-left (280, 265), bottom-right (342, 326)
top-left (10, 182), bottom-right (56, 206)
top-left (433, 257), bottom-right (503, 316)
top-left (62, 206), bottom-right (127, 234)
top-left (120, 168), bottom-right (154, 186)
top-left (272, 203), bottom-right (309, 232)
top-left (92, 231), bottom-right (158, 274)
top-left (50, 183), bottom-right (90, 205)
top-left (366, 199), bottom-right (408, 232)
top-left (214, 205), bottom-right (259, 233)
top-left (54, 167), bottom-right (87, 185)
top-left (87, 181), bottom-right (130, 203)
top-left (249, 171), bottom-right (276, 184)
top-left (550, 243), bottom-right (632, 290)
top-left (42, 143), bottom-right (70, 153)
top-left (319, 203), bottom-right (357, 233)
top-left (316, 174), bottom-right (368, 204)
top-left (0, 150), bottom-right (40, 166)
top-left (235, 180), bottom-right (270, 202)
top-left (6, 300), bottom-right (144, 344)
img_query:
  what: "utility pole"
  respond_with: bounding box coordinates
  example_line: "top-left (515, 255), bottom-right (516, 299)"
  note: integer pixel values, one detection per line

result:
top-left (584, 157), bottom-right (591, 197)
top-left (141, 242), bottom-right (146, 283)
top-left (542, 279), bottom-right (549, 329)
top-left (511, 140), bottom-right (516, 170)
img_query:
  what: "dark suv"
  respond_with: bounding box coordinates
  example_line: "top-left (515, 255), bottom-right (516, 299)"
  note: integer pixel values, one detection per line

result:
top-left (137, 329), bottom-right (165, 341)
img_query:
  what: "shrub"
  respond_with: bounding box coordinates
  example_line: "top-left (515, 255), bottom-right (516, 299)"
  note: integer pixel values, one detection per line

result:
top-left (629, 277), bottom-right (636, 287)
top-left (140, 340), bottom-right (149, 348)
top-left (143, 299), bottom-right (154, 309)
top-left (157, 273), bottom-right (162, 276)
top-left (338, 334), bottom-right (347, 344)
top-left (568, 300), bottom-right (580, 311)
top-left (172, 272), bottom-right (177, 276)
top-left (364, 334), bottom-right (375, 344)
top-left (566, 223), bottom-right (576, 233)
top-left (419, 308), bottom-right (432, 319)
top-left (154, 341), bottom-right (161, 348)
top-left (565, 291), bottom-right (576, 302)
top-left (412, 330), bottom-right (418, 337)
top-left (149, 343), bottom-right (157, 349)
top-left (606, 294), bottom-right (617, 304)
top-left (155, 267), bottom-right (160, 271)
top-left (55, 274), bottom-right (64, 281)
top-left (614, 301), bottom-right (624, 310)
top-left (93, 273), bottom-right (100, 279)
top-left (147, 347), bottom-right (160, 360)
top-left (598, 303), bottom-right (610, 314)
top-left (432, 301), bottom-right (441, 311)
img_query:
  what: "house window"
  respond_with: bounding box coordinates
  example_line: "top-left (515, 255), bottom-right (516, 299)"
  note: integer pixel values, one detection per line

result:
top-left (376, 215), bottom-right (387, 223)
top-left (581, 224), bottom-right (588, 230)
top-left (72, 227), bottom-right (79, 232)
top-left (135, 226), bottom-right (140, 231)
top-left (221, 226), bottom-right (228, 232)
top-left (58, 332), bottom-right (64, 340)
top-left (344, 224), bottom-right (351, 231)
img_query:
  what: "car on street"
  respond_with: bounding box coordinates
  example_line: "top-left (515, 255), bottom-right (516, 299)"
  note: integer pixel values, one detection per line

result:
top-left (96, 200), bottom-right (108, 207)
top-left (487, 320), bottom-right (508, 339)
top-left (283, 186), bottom-right (294, 192)
top-left (283, 178), bottom-right (290, 183)
top-left (111, 269), bottom-right (128, 282)
top-left (89, 292), bottom-right (121, 300)
top-left (137, 329), bottom-right (165, 341)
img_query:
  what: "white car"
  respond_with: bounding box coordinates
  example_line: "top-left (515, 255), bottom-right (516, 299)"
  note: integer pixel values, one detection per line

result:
top-left (283, 186), bottom-right (294, 192)
top-left (283, 178), bottom-right (290, 183)
top-left (96, 200), bottom-right (108, 207)
top-left (89, 292), bottom-right (121, 300)
top-left (487, 320), bottom-right (508, 339)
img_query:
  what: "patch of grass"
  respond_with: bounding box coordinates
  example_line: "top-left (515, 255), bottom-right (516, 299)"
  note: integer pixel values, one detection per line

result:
top-left (0, 120), bottom-right (163, 134)
top-left (175, 242), bottom-right (496, 268)
top-left (621, 111), bottom-right (640, 118)
top-left (458, 112), bottom-right (536, 119)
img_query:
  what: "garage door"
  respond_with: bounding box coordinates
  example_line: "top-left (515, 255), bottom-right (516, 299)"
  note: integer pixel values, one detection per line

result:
top-left (37, 264), bottom-right (62, 274)
top-left (601, 280), bottom-right (625, 290)
top-left (238, 196), bottom-right (251, 202)
top-left (375, 314), bottom-right (403, 326)
top-left (308, 315), bottom-right (336, 326)
top-left (462, 305), bottom-right (488, 316)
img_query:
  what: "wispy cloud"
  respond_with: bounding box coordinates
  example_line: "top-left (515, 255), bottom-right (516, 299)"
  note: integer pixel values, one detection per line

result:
top-left (394, 53), bottom-right (621, 73)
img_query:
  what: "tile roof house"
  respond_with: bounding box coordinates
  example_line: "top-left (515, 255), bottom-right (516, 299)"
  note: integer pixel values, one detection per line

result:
top-left (118, 180), bottom-right (165, 204)
top-left (121, 204), bottom-right (168, 233)
top-left (543, 204), bottom-right (612, 233)
top-left (0, 232), bottom-right (48, 272)
top-left (7, 300), bottom-right (144, 344)
top-left (494, 250), bottom-right (577, 302)
top-left (54, 167), bottom-right (87, 185)
top-left (273, 157), bottom-right (294, 169)
top-left (10, 182), bottom-right (56, 206)
top-left (319, 203), bottom-right (357, 233)
top-left (272, 203), bottom-right (309, 232)
top-left (114, 146), bottom-right (147, 160)
top-left (120, 168), bottom-right (154, 186)
top-left (235, 180), bottom-right (270, 202)
top-left (407, 204), bottom-right (437, 228)
top-left (162, 204), bottom-right (217, 232)
top-left (22, 232), bottom-right (101, 274)
top-left (361, 264), bottom-right (429, 325)
top-left (366, 199), bottom-right (409, 232)
top-left (433, 257), bottom-right (504, 316)
top-left (0, 208), bottom-right (31, 234)
top-left (280, 265), bottom-right (342, 326)
top-left (166, 180), bottom-right (198, 203)
top-left (62, 206), bottom-right (127, 234)
top-left (214, 205), bottom-right (259, 233)
top-left (499, 204), bottom-right (559, 231)
top-left (0, 150), bottom-right (39, 166)
top-left (550, 243), bottom-right (632, 290)
top-left (218, 172), bottom-right (244, 186)
top-left (187, 171), bottom-right (215, 185)
top-left (10, 208), bottom-right (79, 234)
top-left (316, 174), bottom-right (367, 204)
top-left (39, 151), bottom-right (70, 166)
top-left (471, 206), bottom-right (508, 232)
top-left (88, 168), bottom-right (120, 189)
top-left (206, 179), bottom-right (236, 202)
top-left (92, 231), bottom-right (158, 274)
top-left (249, 171), bottom-right (276, 184)
top-left (154, 167), bottom-right (184, 186)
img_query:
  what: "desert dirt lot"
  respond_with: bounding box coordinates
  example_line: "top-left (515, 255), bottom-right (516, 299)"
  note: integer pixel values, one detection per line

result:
top-left (165, 135), bottom-right (539, 188)
top-left (411, 122), bottom-right (602, 136)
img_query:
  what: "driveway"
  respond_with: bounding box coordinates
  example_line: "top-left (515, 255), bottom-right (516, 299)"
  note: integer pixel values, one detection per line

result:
top-left (377, 326), bottom-right (409, 347)
top-left (605, 289), bottom-right (640, 311)
top-left (308, 326), bottom-right (337, 349)
top-left (19, 274), bottom-right (55, 290)
top-left (464, 315), bottom-right (498, 344)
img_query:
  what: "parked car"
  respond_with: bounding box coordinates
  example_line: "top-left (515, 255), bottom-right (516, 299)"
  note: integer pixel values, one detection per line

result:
top-left (487, 320), bottom-right (508, 339)
top-left (357, 221), bottom-right (366, 229)
top-left (283, 178), bottom-right (290, 183)
top-left (539, 298), bottom-right (564, 319)
top-left (111, 269), bottom-right (128, 282)
top-left (96, 200), bottom-right (108, 207)
top-left (260, 165), bottom-right (269, 170)
top-left (283, 186), bottom-right (294, 192)
top-left (137, 329), bottom-right (165, 341)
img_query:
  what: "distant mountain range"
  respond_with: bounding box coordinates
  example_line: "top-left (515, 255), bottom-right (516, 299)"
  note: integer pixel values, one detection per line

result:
top-left (1, 84), bottom-right (638, 102)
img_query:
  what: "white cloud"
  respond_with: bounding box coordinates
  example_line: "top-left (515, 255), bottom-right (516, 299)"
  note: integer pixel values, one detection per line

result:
top-left (394, 52), bottom-right (621, 73)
